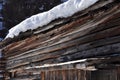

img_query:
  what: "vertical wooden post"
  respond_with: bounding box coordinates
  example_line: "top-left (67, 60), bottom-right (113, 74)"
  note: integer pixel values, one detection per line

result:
top-left (41, 71), bottom-right (45, 80)
top-left (117, 67), bottom-right (120, 80)
top-left (62, 70), bottom-right (66, 80)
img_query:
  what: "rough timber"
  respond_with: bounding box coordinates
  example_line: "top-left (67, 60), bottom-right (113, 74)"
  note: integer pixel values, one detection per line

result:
top-left (0, 0), bottom-right (120, 80)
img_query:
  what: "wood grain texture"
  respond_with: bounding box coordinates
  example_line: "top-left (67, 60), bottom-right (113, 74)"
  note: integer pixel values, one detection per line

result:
top-left (0, 0), bottom-right (120, 80)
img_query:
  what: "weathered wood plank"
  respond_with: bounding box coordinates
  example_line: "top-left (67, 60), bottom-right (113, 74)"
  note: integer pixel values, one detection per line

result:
top-left (6, 37), bottom-right (120, 69)
top-left (117, 67), bottom-right (120, 80)
top-left (9, 68), bottom-right (120, 80)
top-left (5, 21), bottom-right (119, 57)
top-left (1, 1), bottom-right (120, 79)
top-left (2, 0), bottom-right (120, 58)
top-left (6, 24), bottom-right (119, 62)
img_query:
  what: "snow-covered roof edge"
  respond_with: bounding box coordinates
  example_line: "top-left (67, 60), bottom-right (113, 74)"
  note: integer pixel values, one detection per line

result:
top-left (5, 0), bottom-right (99, 39)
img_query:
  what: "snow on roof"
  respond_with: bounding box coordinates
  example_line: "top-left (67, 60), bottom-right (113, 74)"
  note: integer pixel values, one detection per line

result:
top-left (5, 0), bottom-right (98, 39)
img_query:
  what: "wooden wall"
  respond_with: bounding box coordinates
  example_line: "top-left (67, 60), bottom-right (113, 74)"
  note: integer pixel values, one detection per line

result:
top-left (8, 67), bottom-right (120, 80)
top-left (2, 0), bottom-right (120, 71)
top-left (0, 0), bottom-right (120, 80)
top-left (41, 69), bottom-right (120, 80)
top-left (0, 58), bottom-right (6, 80)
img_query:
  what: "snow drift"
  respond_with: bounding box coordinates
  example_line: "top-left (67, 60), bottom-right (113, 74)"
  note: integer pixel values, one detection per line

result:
top-left (5, 0), bottom-right (98, 39)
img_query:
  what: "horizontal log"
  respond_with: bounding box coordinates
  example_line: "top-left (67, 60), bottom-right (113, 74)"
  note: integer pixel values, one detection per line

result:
top-left (0, 68), bottom-right (5, 70)
top-left (7, 26), bottom-right (120, 63)
top-left (6, 19), bottom-right (120, 59)
top-left (1, 1), bottom-right (120, 79)
top-left (3, 1), bottom-right (120, 58)
top-left (7, 57), bottom-right (120, 74)
top-left (6, 40), bottom-right (120, 69)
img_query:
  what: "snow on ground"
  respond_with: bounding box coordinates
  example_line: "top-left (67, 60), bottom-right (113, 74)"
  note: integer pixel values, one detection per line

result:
top-left (5, 0), bottom-right (98, 39)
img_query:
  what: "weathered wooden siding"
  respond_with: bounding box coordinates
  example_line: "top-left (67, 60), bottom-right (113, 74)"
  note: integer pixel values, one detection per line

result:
top-left (2, 0), bottom-right (120, 70)
top-left (41, 69), bottom-right (120, 80)
top-left (5, 57), bottom-right (119, 80)
top-left (0, 0), bottom-right (120, 80)
top-left (40, 70), bottom-right (100, 80)
top-left (0, 58), bottom-right (6, 80)
top-left (9, 67), bottom-right (120, 80)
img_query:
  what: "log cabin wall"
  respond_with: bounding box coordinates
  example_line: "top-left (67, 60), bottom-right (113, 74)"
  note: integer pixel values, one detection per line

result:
top-left (40, 68), bottom-right (120, 80)
top-left (8, 67), bottom-right (120, 80)
top-left (5, 57), bottom-right (120, 80)
top-left (0, 57), bottom-right (6, 80)
top-left (0, 0), bottom-right (120, 80)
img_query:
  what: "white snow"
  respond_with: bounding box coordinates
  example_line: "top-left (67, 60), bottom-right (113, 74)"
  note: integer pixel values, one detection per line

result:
top-left (26, 59), bottom-right (87, 69)
top-left (5, 0), bottom-right (98, 39)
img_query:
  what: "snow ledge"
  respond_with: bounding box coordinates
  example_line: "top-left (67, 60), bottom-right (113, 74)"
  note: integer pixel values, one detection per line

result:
top-left (5, 0), bottom-right (99, 39)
